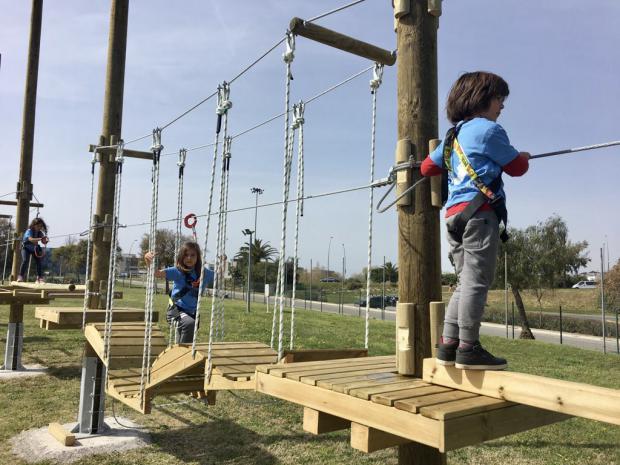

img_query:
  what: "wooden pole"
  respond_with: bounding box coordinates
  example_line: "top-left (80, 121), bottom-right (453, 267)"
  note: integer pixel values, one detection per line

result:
top-left (289, 17), bottom-right (396, 66)
top-left (395, 1), bottom-right (443, 464)
top-left (4, 0), bottom-right (43, 370)
top-left (89, 0), bottom-right (129, 309)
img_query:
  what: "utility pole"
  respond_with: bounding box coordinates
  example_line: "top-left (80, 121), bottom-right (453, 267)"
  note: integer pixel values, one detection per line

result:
top-left (250, 187), bottom-right (263, 238)
top-left (394, 1), bottom-right (443, 464)
top-left (75, 0), bottom-right (129, 435)
top-left (243, 228), bottom-right (254, 313)
top-left (5, 0), bottom-right (43, 371)
top-left (89, 0), bottom-right (129, 310)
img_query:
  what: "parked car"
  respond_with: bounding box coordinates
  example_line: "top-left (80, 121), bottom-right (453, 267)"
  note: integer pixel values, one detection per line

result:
top-left (358, 295), bottom-right (387, 309)
top-left (320, 277), bottom-right (340, 283)
top-left (572, 280), bottom-right (597, 289)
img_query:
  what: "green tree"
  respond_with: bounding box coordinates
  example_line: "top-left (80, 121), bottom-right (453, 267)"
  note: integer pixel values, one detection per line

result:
top-left (140, 229), bottom-right (191, 267)
top-left (604, 259), bottom-right (620, 312)
top-left (234, 238), bottom-right (278, 265)
top-left (496, 215), bottom-right (589, 339)
top-left (369, 262), bottom-right (398, 283)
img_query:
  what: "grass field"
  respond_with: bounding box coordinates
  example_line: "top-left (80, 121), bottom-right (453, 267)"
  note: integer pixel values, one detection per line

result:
top-left (0, 288), bottom-right (618, 465)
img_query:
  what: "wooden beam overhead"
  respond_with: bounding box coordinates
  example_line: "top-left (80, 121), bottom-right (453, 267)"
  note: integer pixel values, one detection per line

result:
top-left (88, 144), bottom-right (153, 161)
top-left (0, 200), bottom-right (43, 208)
top-left (289, 17), bottom-right (396, 66)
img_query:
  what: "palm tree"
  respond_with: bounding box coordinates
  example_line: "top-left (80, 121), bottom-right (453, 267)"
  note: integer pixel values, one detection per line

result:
top-left (234, 238), bottom-right (278, 264)
top-left (384, 261), bottom-right (398, 283)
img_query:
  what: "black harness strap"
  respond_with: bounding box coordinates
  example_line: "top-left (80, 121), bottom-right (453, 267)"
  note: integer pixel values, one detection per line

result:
top-left (441, 126), bottom-right (510, 243)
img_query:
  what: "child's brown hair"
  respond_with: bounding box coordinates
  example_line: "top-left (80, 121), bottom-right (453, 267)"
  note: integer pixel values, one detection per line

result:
top-left (446, 71), bottom-right (510, 124)
top-left (176, 241), bottom-right (202, 275)
top-left (28, 217), bottom-right (48, 234)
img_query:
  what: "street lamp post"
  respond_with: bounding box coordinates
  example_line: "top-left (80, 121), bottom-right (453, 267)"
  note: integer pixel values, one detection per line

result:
top-left (326, 235), bottom-right (333, 280)
top-left (242, 229), bottom-right (254, 313)
top-left (341, 244), bottom-right (346, 314)
top-left (250, 187), bottom-right (263, 238)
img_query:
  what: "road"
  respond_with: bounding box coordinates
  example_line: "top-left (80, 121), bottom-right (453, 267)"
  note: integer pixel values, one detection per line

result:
top-left (241, 293), bottom-right (620, 355)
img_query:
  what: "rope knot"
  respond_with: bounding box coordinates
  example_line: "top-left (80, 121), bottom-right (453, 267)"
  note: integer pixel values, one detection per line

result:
top-left (177, 148), bottom-right (187, 168)
top-left (151, 128), bottom-right (163, 153)
top-left (292, 101), bottom-right (305, 129)
top-left (370, 63), bottom-right (384, 92)
top-left (217, 82), bottom-right (233, 115)
top-left (283, 30), bottom-right (296, 63)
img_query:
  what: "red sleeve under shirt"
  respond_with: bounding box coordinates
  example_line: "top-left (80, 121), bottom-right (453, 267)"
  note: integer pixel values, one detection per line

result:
top-left (420, 153), bottom-right (529, 177)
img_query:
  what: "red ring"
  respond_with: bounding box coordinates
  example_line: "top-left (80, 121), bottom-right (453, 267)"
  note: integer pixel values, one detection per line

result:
top-left (184, 213), bottom-right (197, 229)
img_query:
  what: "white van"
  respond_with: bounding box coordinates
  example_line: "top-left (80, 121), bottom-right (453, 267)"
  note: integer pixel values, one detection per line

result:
top-left (572, 280), bottom-right (597, 289)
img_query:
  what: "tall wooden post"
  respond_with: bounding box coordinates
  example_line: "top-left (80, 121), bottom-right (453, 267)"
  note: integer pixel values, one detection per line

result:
top-left (89, 0), bottom-right (129, 309)
top-left (4, 0), bottom-right (43, 371)
top-left (394, 1), bottom-right (444, 463)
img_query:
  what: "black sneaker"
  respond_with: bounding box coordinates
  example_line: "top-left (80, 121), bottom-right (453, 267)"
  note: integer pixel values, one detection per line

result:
top-left (455, 342), bottom-right (507, 370)
top-left (436, 342), bottom-right (458, 366)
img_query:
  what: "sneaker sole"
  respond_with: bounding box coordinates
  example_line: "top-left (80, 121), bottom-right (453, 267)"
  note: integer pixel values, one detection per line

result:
top-left (455, 363), bottom-right (507, 371)
top-left (435, 359), bottom-right (455, 366)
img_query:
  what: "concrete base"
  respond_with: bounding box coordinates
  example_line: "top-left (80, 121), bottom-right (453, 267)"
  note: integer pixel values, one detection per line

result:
top-left (10, 417), bottom-right (151, 464)
top-left (0, 364), bottom-right (47, 380)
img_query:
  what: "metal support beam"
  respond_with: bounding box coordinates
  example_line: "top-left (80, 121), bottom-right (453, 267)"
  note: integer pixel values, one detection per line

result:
top-left (2, 322), bottom-right (24, 370)
top-left (74, 354), bottom-right (107, 434)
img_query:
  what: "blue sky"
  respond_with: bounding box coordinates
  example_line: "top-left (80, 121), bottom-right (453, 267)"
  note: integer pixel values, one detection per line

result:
top-left (1, 0), bottom-right (618, 276)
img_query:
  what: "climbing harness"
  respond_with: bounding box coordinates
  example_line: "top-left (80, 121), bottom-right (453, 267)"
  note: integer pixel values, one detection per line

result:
top-left (363, 63), bottom-right (383, 349)
top-left (139, 128), bottom-right (163, 404)
top-left (440, 125), bottom-right (509, 242)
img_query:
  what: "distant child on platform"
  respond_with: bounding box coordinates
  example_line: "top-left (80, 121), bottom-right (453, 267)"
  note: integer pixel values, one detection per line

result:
top-left (420, 71), bottom-right (530, 370)
top-left (18, 217), bottom-right (49, 283)
top-left (145, 241), bottom-right (216, 344)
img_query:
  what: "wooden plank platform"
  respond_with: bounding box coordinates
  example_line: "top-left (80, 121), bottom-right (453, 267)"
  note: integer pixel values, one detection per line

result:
top-left (84, 322), bottom-right (278, 414)
top-left (256, 356), bottom-right (569, 453)
top-left (423, 358), bottom-right (620, 426)
top-left (35, 306), bottom-right (158, 330)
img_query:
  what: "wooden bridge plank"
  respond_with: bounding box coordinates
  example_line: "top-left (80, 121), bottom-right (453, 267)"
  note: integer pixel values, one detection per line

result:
top-left (348, 379), bottom-right (429, 400)
top-left (420, 396), bottom-right (513, 420)
top-left (286, 362), bottom-right (396, 382)
top-left (395, 391), bottom-right (479, 414)
top-left (372, 385), bottom-right (453, 406)
top-left (315, 372), bottom-right (400, 390)
top-left (423, 358), bottom-right (620, 426)
top-left (257, 355), bottom-right (394, 374)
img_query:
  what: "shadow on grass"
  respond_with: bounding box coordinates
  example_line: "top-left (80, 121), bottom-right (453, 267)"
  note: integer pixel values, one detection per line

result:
top-left (152, 416), bottom-right (346, 465)
top-left (23, 335), bottom-right (51, 343)
top-left (483, 439), bottom-right (617, 450)
top-left (43, 364), bottom-right (81, 380)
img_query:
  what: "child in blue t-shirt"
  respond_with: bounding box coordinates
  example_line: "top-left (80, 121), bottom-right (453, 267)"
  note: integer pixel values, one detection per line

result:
top-left (18, 217), bottom-right (49, 283)
top-left (145, 241), bottom-right (216, 343)
top-left (421, 71), bottom-right (530, 370)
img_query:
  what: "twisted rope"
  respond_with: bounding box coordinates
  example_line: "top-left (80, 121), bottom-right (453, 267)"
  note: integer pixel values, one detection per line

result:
top-left (82, 151), bottom-right (98, 330)
top-left (271, 32), bottom-right (296, 360)
top-left (139, 129), bottom-right (163, 403)
top-left (289, 101), bottom-right (305, 350)
top-left (365, 63), bottom-right (383, 349)
top-left (103, 142), bottom-right (125, 361)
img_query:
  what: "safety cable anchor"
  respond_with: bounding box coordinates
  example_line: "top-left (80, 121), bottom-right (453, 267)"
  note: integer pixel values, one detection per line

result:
top-left (283, 30), bottom-right (296, 63)
top-left (151, 128), bottom-right (163, 154)
top-left (291, 101), bottom-right (305, 129)
top-left (370, 62), bottom-right (384, 92)
top-left (216, 82), bottom-right (233, 115)
top-left (177, 148), bottom-right (187, 168)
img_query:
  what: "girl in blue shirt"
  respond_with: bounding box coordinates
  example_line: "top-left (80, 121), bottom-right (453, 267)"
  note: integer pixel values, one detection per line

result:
top-left (18, 217), bottom-right (49, 283)
top-left (145, 241), bottom-right (215, 343)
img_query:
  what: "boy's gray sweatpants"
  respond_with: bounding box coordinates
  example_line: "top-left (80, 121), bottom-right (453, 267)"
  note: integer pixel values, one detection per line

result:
top-left (443, 210), bottom-right (499, 342)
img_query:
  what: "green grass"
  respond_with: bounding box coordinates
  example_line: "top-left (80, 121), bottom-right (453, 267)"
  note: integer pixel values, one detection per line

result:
top-left (0, 287), bottom-right (618, 465)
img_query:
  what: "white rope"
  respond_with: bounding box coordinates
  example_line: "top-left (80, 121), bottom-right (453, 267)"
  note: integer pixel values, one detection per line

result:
top-left (217, 136), bottom-right (232, 341)
top-left (271, 31), bottom-right (295, 360)
top-left (289, 101), bottom-right (305, 350)
top-left (103, 142), bottom-right (125, 361)
top-left (82, 151), bottom-right (98, 330)
top-left (191, 84), bottom-right (228, 359)
top-left (175, 148), bottom-right (187, 253)
top-left (204, 83), bottom-right (233, 382)
top-left (139, 128), bottom-right (163, 403)
top-left (364, 63), bottom-right (383, 349)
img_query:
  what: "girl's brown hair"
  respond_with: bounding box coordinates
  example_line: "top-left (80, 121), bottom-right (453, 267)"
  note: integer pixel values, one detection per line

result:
top-left (176, 241), bottom-right (202, 275)
top-left (446, 71), bottom-right (509, 124)
top-left (28, 217), bottom-right (48, 234)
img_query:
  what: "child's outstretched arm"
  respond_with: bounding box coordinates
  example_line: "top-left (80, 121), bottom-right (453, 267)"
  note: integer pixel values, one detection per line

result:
top-left (503, 152), bottom-right (531, 177)
top-left (420, 155), bottom-right (443, 177)
top-left (144, 251), bottom-right (166, 279)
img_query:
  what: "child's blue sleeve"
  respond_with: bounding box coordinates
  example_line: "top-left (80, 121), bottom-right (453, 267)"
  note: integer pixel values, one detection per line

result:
top-left (200, 268), bottom-right (215, 290)
top-left (164, 267), bottom-right (180, 281)
top-left (429, 139), bottom-right (445, 167)
top-left (23, 229), bottom-right (32, 243)
top-left (484, 124), bottom-right (519, 167)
